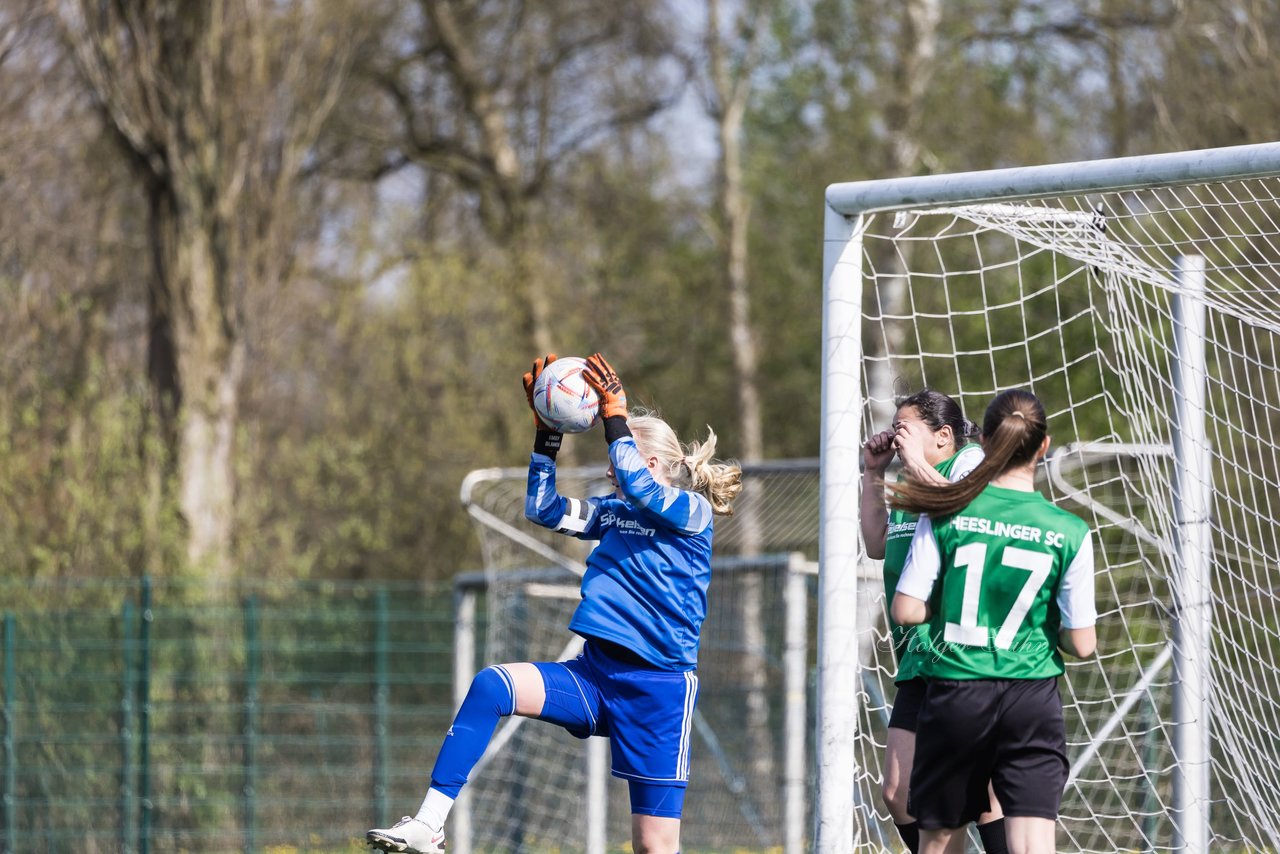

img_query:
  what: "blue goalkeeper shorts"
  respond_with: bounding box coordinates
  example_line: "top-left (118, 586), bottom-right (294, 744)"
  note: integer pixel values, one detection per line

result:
top-left (533, 639), bottom-right (698, 818)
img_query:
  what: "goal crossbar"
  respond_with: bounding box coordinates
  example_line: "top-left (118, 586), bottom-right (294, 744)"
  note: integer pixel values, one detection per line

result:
top-left (826, 141), bottom-right (1280, 217)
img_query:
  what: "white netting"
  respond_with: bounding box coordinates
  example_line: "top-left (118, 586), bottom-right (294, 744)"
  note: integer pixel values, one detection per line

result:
top-left (856, 178), bottom-right (1280, 851)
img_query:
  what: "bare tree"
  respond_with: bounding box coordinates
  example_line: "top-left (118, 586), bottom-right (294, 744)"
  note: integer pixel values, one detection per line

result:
top-left (863, 0), bottom-right (1174, 416)
top-left (57, 0), bottom-right (353, 577)
top-left (1151, 0), bottom-right (1280, 148)
top-left (953, 1), bottom-right (1176, 157)
top-left (863, 0), bottom-right (942, 426)
top-left (0, 0), bottom-right (37, 65)
top-left (701, 0), bottom-right (776, 838)
top-left (339, 0), bottom-right (684, 356)
top-left (707, 0), bottom-right (770, 465)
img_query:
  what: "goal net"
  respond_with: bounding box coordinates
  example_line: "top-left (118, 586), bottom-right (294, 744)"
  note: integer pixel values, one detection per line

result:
top-left (820, 142), bottom-right (1280, 853)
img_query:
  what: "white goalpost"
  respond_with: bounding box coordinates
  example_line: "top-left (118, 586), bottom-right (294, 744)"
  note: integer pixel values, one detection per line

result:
top-left (819, 141), bottom-right (1280, 853)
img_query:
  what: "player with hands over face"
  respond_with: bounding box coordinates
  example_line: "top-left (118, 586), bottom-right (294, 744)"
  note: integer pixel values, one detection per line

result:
top-left (367, 352), bottom-right (741, 854)
top-left (889, 389), bottom-right (1097, 854)
top-left (861, 391), bottom-right (1008, 854)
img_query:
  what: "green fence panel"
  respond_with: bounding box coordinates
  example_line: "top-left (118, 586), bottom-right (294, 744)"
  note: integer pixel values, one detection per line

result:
top-left (0, 577), bottom-right (459, 852)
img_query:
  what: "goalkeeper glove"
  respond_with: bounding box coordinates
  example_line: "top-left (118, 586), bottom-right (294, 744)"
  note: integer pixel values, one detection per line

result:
top-left (522, 353), bottom-right (562, 456)
top-left (583, 352), bottom-right (629, 420)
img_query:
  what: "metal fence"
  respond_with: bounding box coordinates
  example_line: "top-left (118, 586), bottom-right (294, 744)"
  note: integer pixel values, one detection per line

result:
top-left (4, 572), bottom-right (821, 854)
top-left (2, 578), bottom-right (463, 853)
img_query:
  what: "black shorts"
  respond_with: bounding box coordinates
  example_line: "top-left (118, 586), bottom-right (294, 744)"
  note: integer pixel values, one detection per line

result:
top-left (887, 677), bottom-right (927, 733)
top-left (910, 677), bottom-right (1067, 829)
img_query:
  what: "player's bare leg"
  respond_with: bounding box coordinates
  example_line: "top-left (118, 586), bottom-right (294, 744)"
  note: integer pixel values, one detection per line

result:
top-left (976, 782), bottom-right (1008, 852)
top-left (882, 727), bottom-right (920, 850)
top-left (882, 727), bottom-right (916, 822)
top-left (919, 827), bottom-right (968, 854)
top-left (501, 661), bottom-right (548, 716)
top-left (632, 813), bottom-right (680, 854)
top-left (1004, 816), bottom-right (1055, 854)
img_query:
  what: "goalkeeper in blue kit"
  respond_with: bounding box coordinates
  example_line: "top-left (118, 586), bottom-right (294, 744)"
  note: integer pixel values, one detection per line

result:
top-left (889, 389), bottom-right (1097, 854)
top-left (367, 353), bottom-right (742, 854)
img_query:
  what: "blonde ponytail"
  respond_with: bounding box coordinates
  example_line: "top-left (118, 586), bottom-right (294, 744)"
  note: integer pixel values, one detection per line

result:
top-left (683, 427), bottom-right (743, 516)
top-left (628, 412), bottom-right (743, 516)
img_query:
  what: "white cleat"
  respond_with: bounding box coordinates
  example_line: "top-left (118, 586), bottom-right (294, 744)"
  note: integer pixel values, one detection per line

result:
top-left (366, 816), bottom-right (446, 853)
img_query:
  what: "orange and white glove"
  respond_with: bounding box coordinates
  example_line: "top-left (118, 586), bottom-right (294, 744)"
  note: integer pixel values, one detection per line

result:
top-left (583, 352), bottom-right (629, 420)
top-left (522, 353), bottom-right (562, 455)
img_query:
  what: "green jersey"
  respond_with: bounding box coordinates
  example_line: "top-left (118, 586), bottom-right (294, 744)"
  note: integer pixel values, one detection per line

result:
top-left (897, 484), bottom-right (1096, 680)
top-left (882, 444), bottom-right (984, 682)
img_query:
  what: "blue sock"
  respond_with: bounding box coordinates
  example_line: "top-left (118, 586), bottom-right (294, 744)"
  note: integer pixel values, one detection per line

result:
top-left (429, 665), bottom-right (517, 798)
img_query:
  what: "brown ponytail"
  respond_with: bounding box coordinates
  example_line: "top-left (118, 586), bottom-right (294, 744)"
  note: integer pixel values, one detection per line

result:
top-left (887, 389), bottom-right (1047, 516)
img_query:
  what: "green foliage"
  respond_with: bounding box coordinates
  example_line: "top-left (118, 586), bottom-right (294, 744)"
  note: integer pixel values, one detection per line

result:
top-left (237, 250), bottom-right (531, 581)
top-left (0, 354), bottom-right (187, 581)
top-left (2, 0), bottom-right (1280, 588)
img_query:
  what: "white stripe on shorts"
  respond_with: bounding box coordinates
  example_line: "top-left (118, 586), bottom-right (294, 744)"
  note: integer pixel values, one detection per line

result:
top-left (677, 672), bottom-right (698, 780)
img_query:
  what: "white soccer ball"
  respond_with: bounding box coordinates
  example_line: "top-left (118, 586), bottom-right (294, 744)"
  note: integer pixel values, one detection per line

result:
top-left (532, 356), bottom-right (601, 433)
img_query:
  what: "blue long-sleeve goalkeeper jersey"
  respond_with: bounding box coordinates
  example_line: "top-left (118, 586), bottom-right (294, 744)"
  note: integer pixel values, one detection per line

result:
top-left (525, 436), bottom-right (715, 671)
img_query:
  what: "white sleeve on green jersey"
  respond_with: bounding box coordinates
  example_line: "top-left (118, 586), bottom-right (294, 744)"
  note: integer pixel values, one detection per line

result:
top-left (949, 445), bottom-right (984, 482)
top-left (896, 515), bottom-right (941, 601)
top-left (1057, 531), bottom-right (1097, 628)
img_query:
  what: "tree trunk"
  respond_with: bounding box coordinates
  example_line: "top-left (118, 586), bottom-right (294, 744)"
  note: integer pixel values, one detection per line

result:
top-left (865, 0), bottom-right (941, 425)
top-left (708, 0), bottom-right (774, 839)
top-left (61, 0), bottom-right (350, 578)
top-left (141, 178), bottom-right (245, 576)
top-left (176, 230), bottom-right (244, 576)
top-left (721, 62), bottom-right (776, 845)
top-left (424, 0), bottom-right (554, 362)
